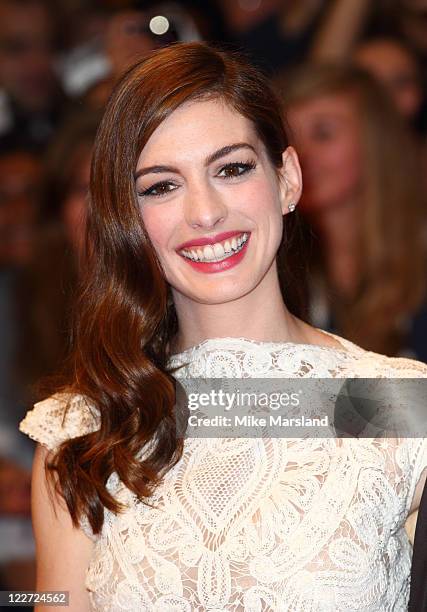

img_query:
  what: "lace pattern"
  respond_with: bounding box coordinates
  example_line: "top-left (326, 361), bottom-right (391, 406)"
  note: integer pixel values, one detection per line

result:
top-left (19, 393), bottom-right (100, 450)
top-left (19, 334), bottom-right (427, 611)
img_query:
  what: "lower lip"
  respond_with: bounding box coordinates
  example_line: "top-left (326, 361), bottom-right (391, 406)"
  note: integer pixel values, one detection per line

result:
top-left (179, 237), bottom-right (250, 274)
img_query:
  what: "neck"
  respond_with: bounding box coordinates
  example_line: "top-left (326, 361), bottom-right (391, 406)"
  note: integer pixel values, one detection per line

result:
top-left (171, 262), bottom-right (304, 352)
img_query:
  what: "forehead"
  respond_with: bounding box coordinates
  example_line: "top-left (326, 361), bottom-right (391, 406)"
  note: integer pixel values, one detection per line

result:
top-left (137, 98), bottom-right (259, 165)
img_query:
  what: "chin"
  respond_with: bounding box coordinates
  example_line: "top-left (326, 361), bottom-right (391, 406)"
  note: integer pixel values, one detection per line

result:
top-left (174, 278), bottom-right (258, 306)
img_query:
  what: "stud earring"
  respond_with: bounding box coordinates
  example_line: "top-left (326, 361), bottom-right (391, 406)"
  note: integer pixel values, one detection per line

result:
top-left (288, 202), bottom-right (297, 212)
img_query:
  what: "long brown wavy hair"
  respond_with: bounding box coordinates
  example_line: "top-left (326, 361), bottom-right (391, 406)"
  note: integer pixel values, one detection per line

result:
top-left (276, 63), bottom-right (427, 356)
top-left (46, 42), bottom-right (306, 535)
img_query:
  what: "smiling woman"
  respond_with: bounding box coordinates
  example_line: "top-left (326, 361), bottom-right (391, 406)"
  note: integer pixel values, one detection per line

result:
top-left (18, 43), bottom-right (427, 611)
top-left (134, 98), bottom-right (301, 313)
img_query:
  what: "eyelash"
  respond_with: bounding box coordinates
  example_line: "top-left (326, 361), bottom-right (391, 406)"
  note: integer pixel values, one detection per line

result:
top-left (137, 160), bottom-right (257, 199)
top-left (218, 160), bottom-right (257, 178)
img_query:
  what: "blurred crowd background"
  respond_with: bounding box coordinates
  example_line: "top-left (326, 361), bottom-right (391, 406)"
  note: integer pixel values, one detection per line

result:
top-left (1, 0), bottom-right (427, 601)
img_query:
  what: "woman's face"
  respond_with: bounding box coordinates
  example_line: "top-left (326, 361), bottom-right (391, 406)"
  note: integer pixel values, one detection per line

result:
top-left (135, 98), bottom-right (301, 305)
top-left (287, 93), bottom-right (363, 213)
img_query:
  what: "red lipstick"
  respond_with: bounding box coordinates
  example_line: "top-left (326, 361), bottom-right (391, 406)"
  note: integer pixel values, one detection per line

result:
top-left (177, 232), bottom-right (251, 274)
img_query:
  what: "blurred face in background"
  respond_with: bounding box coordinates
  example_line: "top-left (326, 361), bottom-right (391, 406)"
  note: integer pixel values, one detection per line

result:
top-left (105, 10), bottom-right (160, 79)
top-left (0, 151), bottom-right (42, 265)
top-left (0, 0), bottom-right (57, 113)
top-left (353, 39), bottom-right (422, 121)
top-left (287, 92), bottom-right (363, 213)
top-left (61, 143), bottom-right (91, 259)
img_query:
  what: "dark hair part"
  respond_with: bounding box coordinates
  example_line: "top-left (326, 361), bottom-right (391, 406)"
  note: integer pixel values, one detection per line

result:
top-left (47, 42), bottom-right (304, 534)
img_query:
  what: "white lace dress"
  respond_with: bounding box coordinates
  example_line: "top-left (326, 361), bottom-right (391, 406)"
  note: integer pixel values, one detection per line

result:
top-left (19, 334), bottom-right (427, 611)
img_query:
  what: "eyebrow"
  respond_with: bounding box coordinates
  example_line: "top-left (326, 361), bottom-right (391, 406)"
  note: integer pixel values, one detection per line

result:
top-left (134, 142), bottom-right (257, 179)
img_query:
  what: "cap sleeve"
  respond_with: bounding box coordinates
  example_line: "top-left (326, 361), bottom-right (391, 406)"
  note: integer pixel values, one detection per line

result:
top-left (19, 393), bottom-right (100, 451)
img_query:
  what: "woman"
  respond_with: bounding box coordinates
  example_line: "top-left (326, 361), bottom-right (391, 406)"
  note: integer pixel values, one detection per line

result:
top-left (277, 63), bottom-right (427, 359)
top-left (19, 43), bottom-right (427, 611)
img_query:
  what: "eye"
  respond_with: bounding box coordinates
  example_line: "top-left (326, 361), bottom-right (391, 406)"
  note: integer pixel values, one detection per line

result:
top-left (137, 180), bottom-right (178, 198)
top-left (217, 161), bottom-right (256, 179)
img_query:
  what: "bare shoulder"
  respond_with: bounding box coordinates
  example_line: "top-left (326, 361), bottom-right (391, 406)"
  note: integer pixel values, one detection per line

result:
top-left (32, 444), bottom-right (94, 611)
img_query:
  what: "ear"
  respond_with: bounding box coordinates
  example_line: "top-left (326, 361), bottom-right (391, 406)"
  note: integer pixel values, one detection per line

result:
top-left (278, 146), bottom-right (303, 215)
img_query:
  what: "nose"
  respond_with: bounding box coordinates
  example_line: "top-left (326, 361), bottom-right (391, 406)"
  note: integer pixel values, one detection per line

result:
top-left (183, 181), bottom-right (228, 230)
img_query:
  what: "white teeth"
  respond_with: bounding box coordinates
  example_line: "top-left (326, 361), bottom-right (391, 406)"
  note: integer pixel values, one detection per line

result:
top-left (203, 245), bottom-right (215, 260)
top-left (213, 242), bottom-right (225, 258)
top-left (180, 233), bottom-right (249, 262)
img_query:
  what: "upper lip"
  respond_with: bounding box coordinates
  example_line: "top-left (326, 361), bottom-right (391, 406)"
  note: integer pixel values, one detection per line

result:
top-left (176, 230), bottom-right (249, 251)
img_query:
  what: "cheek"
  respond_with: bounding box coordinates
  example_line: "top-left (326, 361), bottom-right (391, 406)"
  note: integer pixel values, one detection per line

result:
top-left (332, 140), bottom-right (362, 188)
top-left (324, 135), bottom-right (361, 174)
top-left (248, 184), bottom-right (284, 255)
top-left (237, 173), bottom-right (283, 219)
top-left (140, 205), bottom-right (176, 260)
